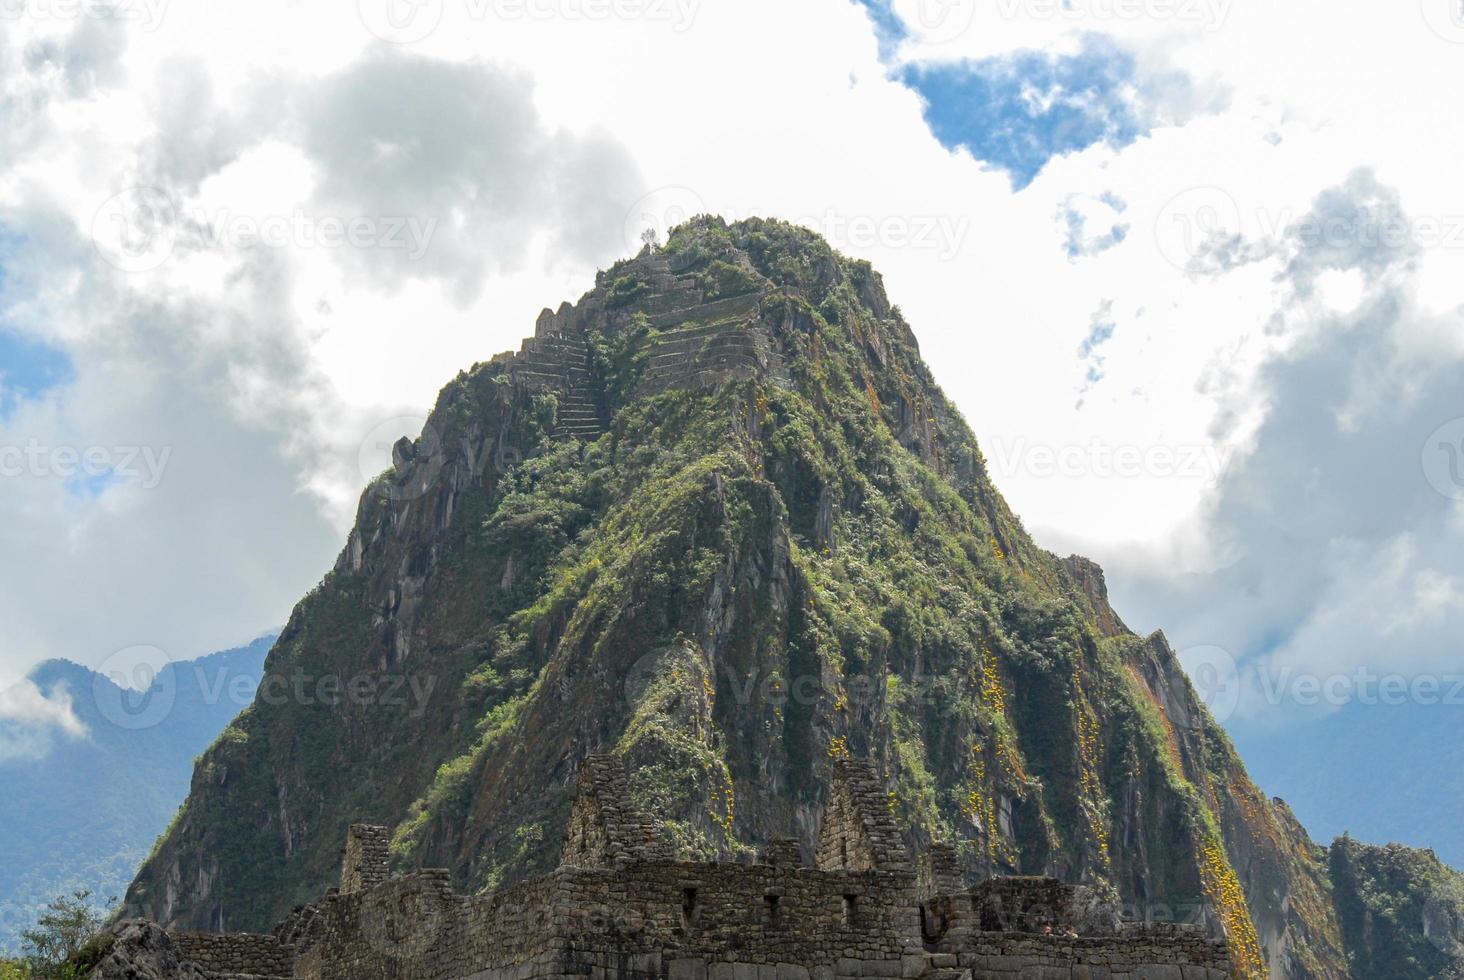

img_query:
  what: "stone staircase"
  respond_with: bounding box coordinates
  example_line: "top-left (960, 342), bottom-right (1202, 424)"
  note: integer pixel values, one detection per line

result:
top-left (507, 333), bottom-right (606, 441)
top-left (916, 952), bottom-right (968, 980)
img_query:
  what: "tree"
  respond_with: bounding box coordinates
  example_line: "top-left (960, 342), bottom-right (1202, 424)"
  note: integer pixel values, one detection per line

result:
top-left (19, 891), bottom-right (111, 979)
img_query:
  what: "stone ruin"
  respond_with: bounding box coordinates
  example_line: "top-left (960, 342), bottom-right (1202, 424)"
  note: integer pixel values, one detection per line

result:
top-left (105, 757), bottom-right (1232, 980)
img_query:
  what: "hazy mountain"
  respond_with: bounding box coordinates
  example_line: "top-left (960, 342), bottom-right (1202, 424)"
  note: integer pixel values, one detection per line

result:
top-left (1238, 702), bottom-right (1464, 868)
top-left (0, 635), bottom-right (273, 951)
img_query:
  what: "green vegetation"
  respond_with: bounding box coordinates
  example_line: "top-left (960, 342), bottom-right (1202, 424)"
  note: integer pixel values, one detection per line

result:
top-left (1331, 836), bottom-right (1464, 979)
top-left (2, 891), bottom-right (114, 980)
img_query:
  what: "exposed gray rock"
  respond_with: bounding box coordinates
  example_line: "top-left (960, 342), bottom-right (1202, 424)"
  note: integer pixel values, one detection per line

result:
top-left (89, 919), bottom-right (206, 980)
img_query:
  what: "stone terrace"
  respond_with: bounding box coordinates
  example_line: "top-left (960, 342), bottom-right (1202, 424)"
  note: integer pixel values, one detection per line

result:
top-left (142, 757), bottom-right (1232, 980)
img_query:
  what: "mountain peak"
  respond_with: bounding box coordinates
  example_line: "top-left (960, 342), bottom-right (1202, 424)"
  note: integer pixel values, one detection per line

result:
top-left (128, 221), bottom-right (1347, 979)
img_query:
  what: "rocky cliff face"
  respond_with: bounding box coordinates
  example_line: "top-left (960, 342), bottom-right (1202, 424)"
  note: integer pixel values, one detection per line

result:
top-left (126, 217), bottom-right (1362, 978)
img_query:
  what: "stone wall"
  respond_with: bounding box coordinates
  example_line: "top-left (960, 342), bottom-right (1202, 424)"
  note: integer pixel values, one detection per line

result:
top-left (340, 824), bottom-right (391, 895)
top-left (816, 760), bottom-right (911, 874)
top-left (758, 839), bottom-right (807, 868)
top-left (291, 860), bottom-right (918, 980)
top-left (562, 753), bottom-right (677, 868)
top-left (945, 930), bottom-right (1230, 979)
top-left (171, 931), bottom-right (297, 977)
top-left (917, 844), bottom-right (963, 902)
top-left (920, 876), bottom-right (1125, 943)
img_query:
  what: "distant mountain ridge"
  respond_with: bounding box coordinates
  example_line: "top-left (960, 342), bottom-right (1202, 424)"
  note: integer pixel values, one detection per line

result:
top-left (0, 634), bottom-right (274, 952)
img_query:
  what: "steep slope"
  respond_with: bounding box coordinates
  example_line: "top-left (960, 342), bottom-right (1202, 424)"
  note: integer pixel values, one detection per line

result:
top-left (125, 218), bottom-right (1349, 978)
top-left (1, 636), bottom-right (272, 951)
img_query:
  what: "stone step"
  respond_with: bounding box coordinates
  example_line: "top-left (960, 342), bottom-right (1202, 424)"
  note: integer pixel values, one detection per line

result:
top-left (514, 357), bottom-right (583, 374)
top-left (647, 334), bottom-right (760, 361)
top-left (639, 364), bottom-right (764, 395)
top-left (557, 427), bottom-right (605, 437)
top-left (647, 291), bottom-right (762, 330)
top-left (646, 351), bottom-right (763, 376)
top-left (651, 319), bottom-right (755, 342)
top-left (636, 288), bottom-right (708, 318)
top-left (916, 970), bottom-right (967, 980)
top-left (511, 372), bottom-right (568, 390)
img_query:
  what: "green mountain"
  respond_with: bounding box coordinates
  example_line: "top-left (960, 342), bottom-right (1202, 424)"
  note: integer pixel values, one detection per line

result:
top-left (121, 217), bottom-right (1442, 978)
top-left (1329, 837), bottom-right (1464, 978)
top-left (0, 637), bottom-right (271, 951)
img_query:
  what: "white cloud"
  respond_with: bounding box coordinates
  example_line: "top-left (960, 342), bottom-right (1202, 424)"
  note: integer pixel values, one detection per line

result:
top-left (0, 0), bottom-right (1458, 742)
top-left (0, 676), bottom-right (85, 762)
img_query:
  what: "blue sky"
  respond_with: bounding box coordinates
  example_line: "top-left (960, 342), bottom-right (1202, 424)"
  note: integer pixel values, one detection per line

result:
top-left (897, 37), bottom-right (1150, 189)
top-left (0, 233), bottom-right (75, 420)
top-left (853, 1), bottom-right (1159, 189)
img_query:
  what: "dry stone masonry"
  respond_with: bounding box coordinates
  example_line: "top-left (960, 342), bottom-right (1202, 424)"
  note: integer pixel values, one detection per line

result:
top-left (113, 755), bottom-right (1232, 980)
